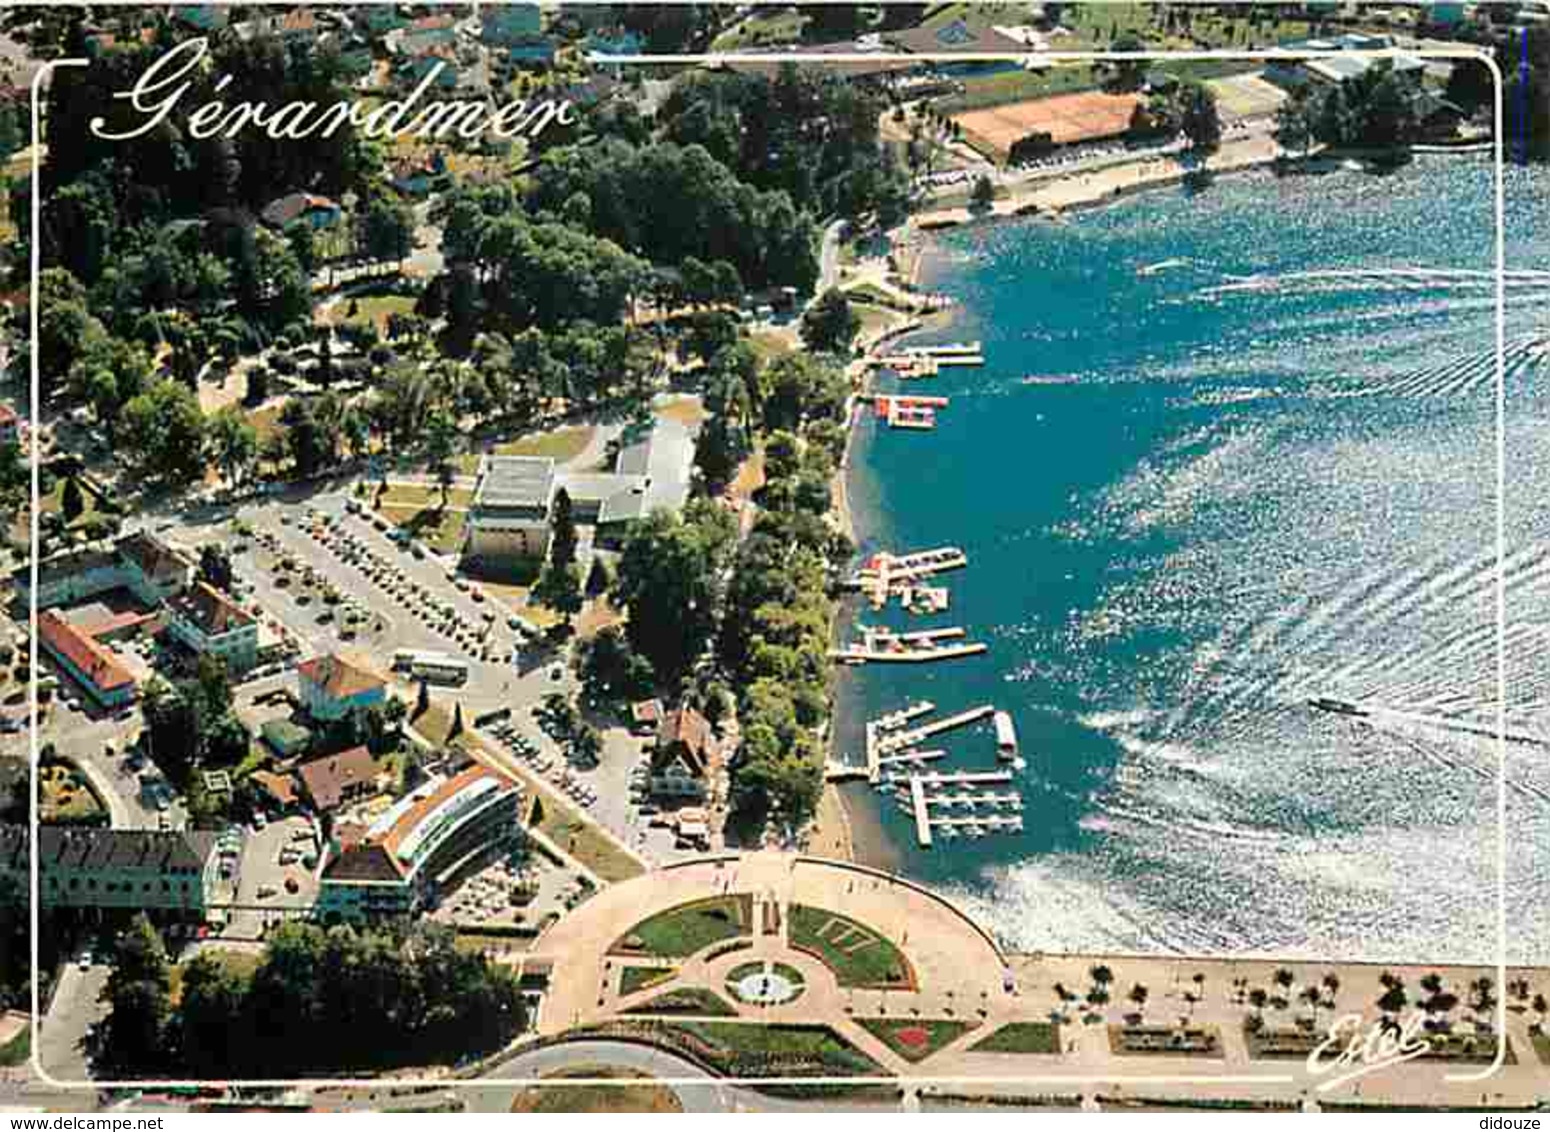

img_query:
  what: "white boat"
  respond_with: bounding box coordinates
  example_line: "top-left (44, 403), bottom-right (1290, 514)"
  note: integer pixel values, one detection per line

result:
top-left (995, 710), bottom-right (1018, 759)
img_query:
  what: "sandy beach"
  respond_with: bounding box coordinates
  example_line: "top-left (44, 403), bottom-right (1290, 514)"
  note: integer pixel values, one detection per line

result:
top-left (914, 133), bottom-right (1283, 229)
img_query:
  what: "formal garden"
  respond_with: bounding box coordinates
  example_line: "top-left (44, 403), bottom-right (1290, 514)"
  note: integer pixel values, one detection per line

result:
top-left (856, 1017), bottom-right (977, 1063)
top-left (969, 1021), bottom-right (1063, 1055)
top-left (623, 986), bottom-right (739, 1018)
top-left (610, 895), bottom-right (755, 958)
top-left (787, 904), bottom-right (915, 990)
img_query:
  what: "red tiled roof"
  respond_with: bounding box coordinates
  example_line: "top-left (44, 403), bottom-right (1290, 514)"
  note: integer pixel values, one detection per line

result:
top-left (653, 706), bottom-right (716, 776)
top-left (381, 764), bottom-right (508, 857)
top-left (38, 610), bottom-right (134, 695)
top-left (251, 770), bottom-right (299, 808)
top-left (298, 654), bottom-right (385, 701)
top-left (0, 404), bottom-right (16, 426)
top-left (296, 746), bottom-right (380, 812)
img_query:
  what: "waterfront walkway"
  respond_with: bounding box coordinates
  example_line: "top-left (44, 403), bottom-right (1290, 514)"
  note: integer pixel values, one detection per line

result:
top-left (511, 852), bottom-right (1550, 1108)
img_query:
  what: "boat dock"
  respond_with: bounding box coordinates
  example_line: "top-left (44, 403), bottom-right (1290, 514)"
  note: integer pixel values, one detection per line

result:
top-left (873, 704), bottom-right (996, 759)
top-left (848, 547), bottom-right (967, 610)
top-left (874, 394), bottom-right (949, 430)
top-left (830, 624), bottom-right (987, 666)
top-left (907, 772), bottom-right (1023, 847)
top-left (870, 341), bottom-right (986, 376)
top-left (863, 703), bottom-right (995, 783)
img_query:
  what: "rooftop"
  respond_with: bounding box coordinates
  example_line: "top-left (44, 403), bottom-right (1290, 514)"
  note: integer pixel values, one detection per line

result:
top-left (296, 746), bottom-right (382, 812)
top-left (298, 653), bottom-right (386, 700)
top-left (116, 530), bottom-right (191, 584)
top-left (476, 455), bottom-right (557, 512)
top-left (38, 610), bottom-right (134, 694)
top-left (30, 825), bottom-right (218, 873)
top-left (166, 581), bottom-right (256, 637)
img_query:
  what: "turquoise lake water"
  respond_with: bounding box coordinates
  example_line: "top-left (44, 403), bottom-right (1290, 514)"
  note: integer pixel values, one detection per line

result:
top-left (837, 155), bottom-right (1550, 962)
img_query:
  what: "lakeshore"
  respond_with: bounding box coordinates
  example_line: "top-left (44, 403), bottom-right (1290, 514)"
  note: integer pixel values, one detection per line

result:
top-left (816, 150), bottom-right (1550, 963)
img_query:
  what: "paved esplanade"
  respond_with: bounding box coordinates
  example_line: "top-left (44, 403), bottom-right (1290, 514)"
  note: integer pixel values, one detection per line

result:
top-left (514, 852), bottom-right (1550, 1104)
top-left (526, 852), bottom-right (1007, 1072)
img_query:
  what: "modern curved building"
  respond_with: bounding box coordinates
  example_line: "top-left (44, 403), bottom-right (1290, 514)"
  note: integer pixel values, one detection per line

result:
top-left (316, 764), bottom-right (523, 922)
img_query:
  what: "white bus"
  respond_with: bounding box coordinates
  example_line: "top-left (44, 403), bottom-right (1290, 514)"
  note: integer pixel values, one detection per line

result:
top-left (395, 649), bottom-right (470, 686)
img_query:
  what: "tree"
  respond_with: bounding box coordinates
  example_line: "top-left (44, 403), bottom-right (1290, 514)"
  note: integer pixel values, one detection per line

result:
top-left (613, 502), bottom-right (737, 683)
top-left (1179, 81), bottom-right (1221, 153)
top-left (358, 194), bottom-right (414, 266)
top-left (423, 408), bottom-right (458, 506)
top-left (100, 915), bottom-right (171, 1072)
top-left (449, 702), bottom-right (464, 741)
top-left (414, 678), bottom-right (430, 719)
top-left (199, 544), bottom-right (234, 590)
top-left (550, 487), bottom-right (577, 569)
top-left (1110, 32), bottom-right (1147, 90)
top-left (801, 289), bottom-right (861, 355)
top-left (60, 476), bottom-right (85, 523)
top-left (179, 952), bottom-right (248, 1076)
top-left (535, 562), bottom-right (583, 626)
top-left (1274, 88), bottom-right (1316, 159)
top-left (206, 406), bottom-right (258, 486)
top-left (118, 379), bottom-right (208, 485)
top-left (1128, 982), bottom-right (1149, 1016)
top-left (970, 173), bottom-right (995, 214)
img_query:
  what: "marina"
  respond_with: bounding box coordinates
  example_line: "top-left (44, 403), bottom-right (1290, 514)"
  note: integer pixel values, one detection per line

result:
top-left (907, 774), bottom-right (1025, 848)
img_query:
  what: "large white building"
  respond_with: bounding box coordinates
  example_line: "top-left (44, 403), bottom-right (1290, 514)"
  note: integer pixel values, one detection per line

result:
top-left (466, 416), bottom-right (698, 564)
top-left (317, 764), bottom-right (523, 922)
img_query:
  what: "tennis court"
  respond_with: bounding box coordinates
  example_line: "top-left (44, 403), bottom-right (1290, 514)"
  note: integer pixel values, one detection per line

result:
top-left (953, 90), bottom-right (1143, 159)
top-left (1206, 73), bottom-right (1289, 121)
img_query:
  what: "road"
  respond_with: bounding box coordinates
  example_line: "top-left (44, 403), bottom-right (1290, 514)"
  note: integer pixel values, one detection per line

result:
top-left (35, 704), bottom-right (167, 831)
top-left (36, 962), bottom-right (108, 1084)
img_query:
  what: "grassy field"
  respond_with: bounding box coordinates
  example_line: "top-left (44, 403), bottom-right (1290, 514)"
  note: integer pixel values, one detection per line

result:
top-left (669, 1020), bottom-right (885, 1077)
top-left (857, 1017), bottom-right (976, 1063)
top-left (38, 476), bottom-right (107, 530)
top-left (969, 1020), bottom-right (1062, 1054)
top-left (456, 425), bottom-right (597, 474)
top-left (613, 896), bottom-right (752, 958)
top-left (619, 965), bottom-right (678, 996)
top-left (625, 987), bottom-right (740, 1017)
top-left (376, 485), bottom-right (471, 555)
top-left (1534, 1031), bottom-right (1550, 1066)
top-left (324, 293), bottom-right (418, 331)
top-left (530, 795), bottom-right (645, 884)
top-left (939, 65), bottom-right (1101, 115)
top-left (711, 6), bottom-right (808, 50)
top-left (510, 1067), bottom-right (682, 1114)
top-left (787, 904), bottom-right (913, 990)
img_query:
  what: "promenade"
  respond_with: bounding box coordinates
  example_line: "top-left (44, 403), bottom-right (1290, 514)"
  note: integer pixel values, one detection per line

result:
top-left (513, 853), bottom-right (1550, 1109)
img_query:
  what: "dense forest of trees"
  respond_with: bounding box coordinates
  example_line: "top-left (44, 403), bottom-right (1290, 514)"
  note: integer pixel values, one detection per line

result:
top-left (101, 915), bottom-right (526, 1076)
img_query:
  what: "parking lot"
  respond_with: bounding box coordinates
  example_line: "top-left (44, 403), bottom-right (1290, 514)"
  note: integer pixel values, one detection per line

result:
top-left (224, 813), bottom-right (321, 939)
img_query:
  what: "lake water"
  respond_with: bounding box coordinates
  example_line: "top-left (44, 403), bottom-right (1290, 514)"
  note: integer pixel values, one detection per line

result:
top-left (837, 155), bottom-right (1550, 963)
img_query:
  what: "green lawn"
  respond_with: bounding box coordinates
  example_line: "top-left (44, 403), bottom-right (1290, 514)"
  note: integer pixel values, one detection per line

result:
top-left (624, 987), bottom-right (740, 1017)
top-left (969, 1021), bottom-right (1062, 1054)
top-left (326, 293), bottom-right (417, 331)
top-left (1533, 1031), bottom-right (1550, 1066)
top-left (711, 6), bottom-right (808, 50)
top-left (857, 1017), bottom-right (976, 1063)
top-left (38, 475), bottom-right (106, 530)
top-left (613, 895), bottom-right (753, 958)
top-left (40, 764), bottom-right (106, 824)
top-left (511, 1067), bottom-right (682, 1114)
top-left (619, 966), bottom-right (678, 996)
top-left (939, 65), bottom-right (1101, 115)
top-left (666, 1021), bottom-right (886, 1078)
top-left (787, 904), bottom-right (914, 990)
top-left (377, 494), bottom-right (469, 555)
top-left (0, 1025), bottom-right (30, 1067)
top-left (168, 951), bottom-right (262, 1008)
top-left (530, 796), bottom-right (645, 884)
